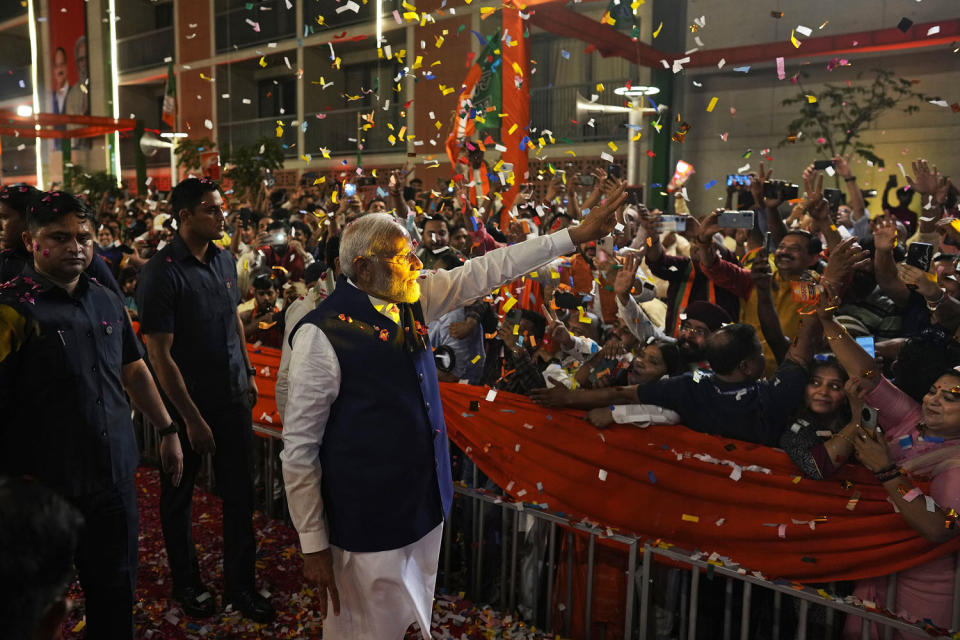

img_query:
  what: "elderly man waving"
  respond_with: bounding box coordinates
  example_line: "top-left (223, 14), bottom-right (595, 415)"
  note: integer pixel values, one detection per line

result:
top-left (281, 182), bottom-right (626, 638)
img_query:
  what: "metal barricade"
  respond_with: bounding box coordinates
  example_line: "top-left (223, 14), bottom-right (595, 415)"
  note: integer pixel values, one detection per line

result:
top-left (137, 419), bottom-right (959, 640)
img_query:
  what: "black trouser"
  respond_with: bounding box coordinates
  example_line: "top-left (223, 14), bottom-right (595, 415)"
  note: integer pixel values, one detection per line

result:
top-left (159, 400), bottom-right (256, 595)
top-left (70, 476), bottom-right (139, 640)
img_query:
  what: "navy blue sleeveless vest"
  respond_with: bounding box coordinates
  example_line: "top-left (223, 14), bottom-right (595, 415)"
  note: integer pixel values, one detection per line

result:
top-left (290, 276), bottom-right (453, 552)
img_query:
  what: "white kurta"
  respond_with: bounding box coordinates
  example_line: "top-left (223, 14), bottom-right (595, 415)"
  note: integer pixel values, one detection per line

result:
top-left (281, 229), bottom-right (576, 639)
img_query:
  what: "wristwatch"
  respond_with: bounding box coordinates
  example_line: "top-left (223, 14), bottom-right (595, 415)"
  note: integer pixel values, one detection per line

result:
top-left (158, 420), bottom-right (179, 437)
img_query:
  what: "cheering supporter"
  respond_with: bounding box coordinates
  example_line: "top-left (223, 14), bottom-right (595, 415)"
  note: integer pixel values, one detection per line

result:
top-left (6, 150), bottom-right (960, 638)
top-left (813, 283), bottom-right (960, 635)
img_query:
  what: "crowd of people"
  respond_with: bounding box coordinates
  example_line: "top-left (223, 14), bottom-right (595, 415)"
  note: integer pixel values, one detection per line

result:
top-left (1, 149), bottom-right (959, 639)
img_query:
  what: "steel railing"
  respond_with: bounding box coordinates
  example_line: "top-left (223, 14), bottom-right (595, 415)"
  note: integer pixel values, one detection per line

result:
top-left (136, 417), bottom-right (959, 639)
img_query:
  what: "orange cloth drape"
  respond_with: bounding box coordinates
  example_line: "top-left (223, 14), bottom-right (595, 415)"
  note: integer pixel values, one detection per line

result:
top-left (499, 6), bottom-right (530, 216)
top-left (245, 348), bottom-right (960, 582)
top-left (440, 382), bottom-right (960, 583)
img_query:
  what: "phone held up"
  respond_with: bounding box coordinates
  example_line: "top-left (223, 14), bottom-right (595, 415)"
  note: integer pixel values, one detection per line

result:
top-left (717, 210), bottom-right (755, 229)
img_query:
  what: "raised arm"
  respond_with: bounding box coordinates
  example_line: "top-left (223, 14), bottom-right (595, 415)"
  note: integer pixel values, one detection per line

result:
top-left (816, 290), bottom-right (879, 392)
top-left (872, 220), bottom-right (910, 306)
top-left (833, 155), bottom-right (866, 221)
top-left (750, 256), bottom-right (789, 363)
top-left (421, 183), bottom-right (627, 321)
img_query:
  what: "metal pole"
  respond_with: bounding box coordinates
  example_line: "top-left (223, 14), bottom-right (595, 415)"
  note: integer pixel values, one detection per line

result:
top-left (265, 438), bottom-right (275, 517)
top-left (639, 544), bottom-right (652, 640)
top-left (626, 108), bottom-right (641, 185)
top-left (565, 531), bottom-right (573, 637)
top-left (546, 523), bottom-right (556, 631)
top-left (772, 590), bottom-right (781, 638)
top-left (882, 573), bottom-right (898, 640)
top-left (723, 578), bottom-right (733, 640)
top-left (739, 581), bottom-right (752, 640)
top-left (825, 582), bottom-right (836, 638)
top-left (687, 566), bottom-right (699, 640)
top-left (859, 616), bottom-right (871, 640)
top-left (133, 120), bottom-right (147, 194)
top-left (474, 496), bottom-right (485, 599)
top-left (509, 509), bottom-right (519, 613)
top-left (443, 514), bottom-right (452, 589)
top-left (584, 533), bottom-right (595, 640)
top-left (501, 503), bottom-right (508, 608)
top-left (624, 541), bottom-right (637, 639)
top-left (797, 598), bottom-right (809, 640)
top-left (680, 571), bottom-right (689, 640)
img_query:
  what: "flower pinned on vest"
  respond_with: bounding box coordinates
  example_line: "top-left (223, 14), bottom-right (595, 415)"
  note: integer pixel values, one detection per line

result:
top-left (414, 320), bottom-right (428, 337)
top-left (338, 313), bottom-right (354, 323)
top-left (379, 328), bottom-right (390, 342)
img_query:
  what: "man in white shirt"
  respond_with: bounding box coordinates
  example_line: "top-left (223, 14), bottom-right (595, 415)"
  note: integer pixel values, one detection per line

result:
top-left (281, 183), bottom-right (626, 638)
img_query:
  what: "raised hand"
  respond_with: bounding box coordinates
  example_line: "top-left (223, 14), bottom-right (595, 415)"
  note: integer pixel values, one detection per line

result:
top-left (748, 162), bottom-right (773, 204)
top-left (568, 181), bottom-right (627, 243)
top-left (541, 303), bottom-right (573, 350)
top-left (907, 159), bottom-right (941, 195)
top-left (822, 235), bottom-right (871, 284)
top-left (873, 219), bottom-right (898, 252)
top-left (695, 209), bottom-right (723, 244)
top-left (614, 252), bottom-right (642, 298)
top-left (832, 155), bottom-right (852, 179)
top-left (897, 263), bottom-right (941, 298)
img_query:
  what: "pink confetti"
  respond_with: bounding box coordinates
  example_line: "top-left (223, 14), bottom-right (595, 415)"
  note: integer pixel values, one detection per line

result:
top-left (776, 57), bottom-right (785, 80)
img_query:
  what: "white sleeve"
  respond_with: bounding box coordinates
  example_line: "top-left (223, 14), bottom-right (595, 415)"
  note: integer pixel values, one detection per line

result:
top-left (420, 229), bottom-right (576, 322)
top-left (279, 323), bottom-right (341, 554)
top-left (275, 295), bottom-right (315, 422)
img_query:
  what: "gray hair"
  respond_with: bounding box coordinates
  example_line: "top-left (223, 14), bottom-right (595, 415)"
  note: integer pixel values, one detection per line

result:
top-left (339, 213), bottom-right (410, 279)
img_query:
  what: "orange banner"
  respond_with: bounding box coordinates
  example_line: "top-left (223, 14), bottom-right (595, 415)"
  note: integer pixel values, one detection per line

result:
top-left (499, 6), bottom-right (530, 216)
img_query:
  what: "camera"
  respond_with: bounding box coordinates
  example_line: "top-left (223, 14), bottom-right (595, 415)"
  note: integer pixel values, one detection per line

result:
top-left (660, 215), bottom-right (687, 232)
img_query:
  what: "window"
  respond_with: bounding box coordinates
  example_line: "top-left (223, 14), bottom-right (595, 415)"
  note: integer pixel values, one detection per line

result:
top-left (258, 77), bottom-right (296, 118)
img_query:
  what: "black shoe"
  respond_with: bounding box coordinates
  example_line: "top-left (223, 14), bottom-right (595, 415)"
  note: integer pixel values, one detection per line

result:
top-left (172, 584), bottom-right (216, 618)
top-left (227, 589), bottom-right (275, 624)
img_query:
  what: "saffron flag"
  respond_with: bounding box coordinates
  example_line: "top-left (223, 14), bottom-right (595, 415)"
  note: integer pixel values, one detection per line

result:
top-left (498, 8), bottom-right (530, 220)
top-left (445, 28), bottom-right (501, 172)
top-left (161, 62), bottom-right (176, 129)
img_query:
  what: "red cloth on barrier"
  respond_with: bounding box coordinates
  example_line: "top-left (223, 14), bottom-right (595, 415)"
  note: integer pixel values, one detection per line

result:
top-left (440, 382), bottom-right (960, 583)
top-left (247, 345), bottom-right (283, 431)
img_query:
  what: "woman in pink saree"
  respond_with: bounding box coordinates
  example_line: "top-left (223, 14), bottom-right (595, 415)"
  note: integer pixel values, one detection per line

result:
top-left (817, 301), bottom-right (960, 638)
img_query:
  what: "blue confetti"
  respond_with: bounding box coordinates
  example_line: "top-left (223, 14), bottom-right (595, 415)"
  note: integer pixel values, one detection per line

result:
top-left (704, 179), bottom-right (717, 189)
top-left (561, 49), bottom-right (570, 59)
top-left (648, 471), bottom-right (657, 484)
top-left (471, 30), bottom-right (487, 46)
top-left (898, 434), bottom-right (914, 450)
top-left (733, 66), bottom-right (751, 73)
top-left (376, 186), bottom-right (389, 198)
top-left (300, 121), bottom-right (308, 132)
top-left (461, 412), bottom-right (474, 418)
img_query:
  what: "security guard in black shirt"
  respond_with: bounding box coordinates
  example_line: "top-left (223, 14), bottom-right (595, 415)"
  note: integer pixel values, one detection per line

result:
top-left (137, 178), bottom-right (275, 623)
top-left (0, 183), bottom-right (123, 294)
top-left (0, 191), bottom-right (183, 639)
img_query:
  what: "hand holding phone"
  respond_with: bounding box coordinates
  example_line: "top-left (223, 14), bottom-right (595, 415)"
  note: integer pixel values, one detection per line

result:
top-left (717, 210), bottom-right (755, 229)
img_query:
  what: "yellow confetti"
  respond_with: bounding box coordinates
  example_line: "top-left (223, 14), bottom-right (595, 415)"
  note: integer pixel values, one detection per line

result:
top-left (682, 514), bottom-right (700, 523)
top-left (793, 475), bottom-right (803, 484)
top-left (508, 123), bottom-right (518, 135)
top-left (608, 141), bottom-right (618, 152)
top-left (806, 94), bottom-right (817, 103)
top-left (435, 35), bottom-right (444, 47)
top-left (313, 176), bottom-right (326, 184)
top-left (596, 83), bottom-right (604, 93)
top-left (471, 355), bottom-right (482, 364)
top-left (480, 6), bottom-right (496, 18)
top-left (632, 131), bottom-right (642, 141)
top-left (300, 153), bottom-right (311, 162)
top-left (320, 147), bottom-right (331, 159)
top-left (565, 150), bottom-right (577, 156)
top-left (413, 55), bottom-right (423, 69)
top-left (653, 21), bottom-right (663, 38)
top-left (706, 96), bottom-right (718, 112)
top-left (403, 11), bottom-right (418, 20)
top-left (259, 56), bottom-right (267, 67)
top-left (275, 125), bottom-right (283, 137)
top-left (503, 297), bottom-right (517, 312)
top-left (511, 61), bottom-right (523, 76)
top-left (790, 30), bottom-right (801, 48)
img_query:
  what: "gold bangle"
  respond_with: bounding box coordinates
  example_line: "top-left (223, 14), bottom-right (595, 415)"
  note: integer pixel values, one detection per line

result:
top-left (834, 431), bottom-right (856, 446)
top-left (825, 329), bottom-right (846, 341)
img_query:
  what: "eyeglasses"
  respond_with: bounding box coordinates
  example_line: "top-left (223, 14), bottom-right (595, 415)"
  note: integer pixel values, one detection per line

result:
top-left (679, 322), bottom-right (707, 337)
top-left (372, 251), bottom-right (421, 268)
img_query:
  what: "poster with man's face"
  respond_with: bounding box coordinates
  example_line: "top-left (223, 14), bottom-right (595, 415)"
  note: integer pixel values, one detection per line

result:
top-left (49, 0), bottom-right (90, 149)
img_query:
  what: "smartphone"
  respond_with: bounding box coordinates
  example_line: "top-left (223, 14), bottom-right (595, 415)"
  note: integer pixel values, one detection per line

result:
top-left (579, 174), bottom-right (596, 187)
top-left (607, 164), bottom-right (622, 179)
top-left (717, 210), bottom-right (755, 229)
top-left (813, 159), bottom-right (834, 171)
top-left (823, 188), bottom-right (843, 210)
top-left (906, 242), bottom-right (934, 272)
top-left (764, 231), bottom-right (775, 254)
top-left (856, 336), bottom-right (876, 358)
top-left (343, 183), bottom-right (357, 197)
top-left (860, 406), bottom-right (879, 432)
top-left (626, 186), bottom-right (644, 207)
top-left (660, 215), bottom-right (687, 232)
top-left (764, 180), bottom-right (799, 200)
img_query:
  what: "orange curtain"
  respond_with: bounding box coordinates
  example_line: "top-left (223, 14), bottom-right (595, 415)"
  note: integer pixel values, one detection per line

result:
top-left (440, 382), bottom-right (960, 583)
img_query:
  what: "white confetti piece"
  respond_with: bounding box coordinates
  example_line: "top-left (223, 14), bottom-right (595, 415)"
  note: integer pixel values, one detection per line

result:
top-left (927, 25), bottom-right (941, 36)
top-left (485, 389), bottom-right (498, 402)
top-left (598, 469), bottom-right (608, 482)
top-left (795, 25), bottom-right (812, 36)
top-left (204, 119), bottom-right (213, 130)
top-left (600, 152), bottom-right (614, 162)
top-left (717, 57), bottom-right (725, 69)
